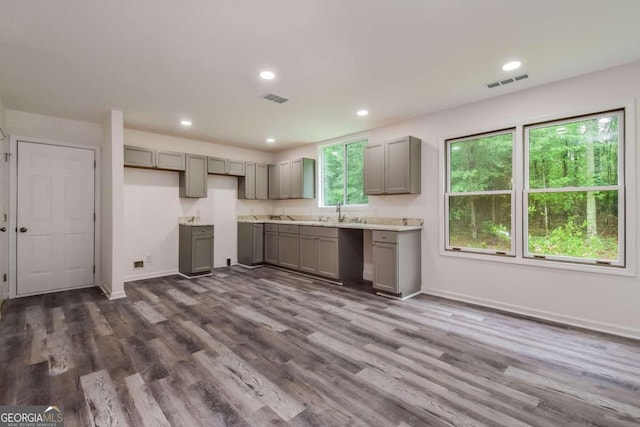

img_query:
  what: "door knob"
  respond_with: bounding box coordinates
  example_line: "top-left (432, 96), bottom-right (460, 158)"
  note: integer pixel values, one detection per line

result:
top-left (19, 227), bottom-right (27, 233)
top-left (0, 227), bottom-right (5, 232)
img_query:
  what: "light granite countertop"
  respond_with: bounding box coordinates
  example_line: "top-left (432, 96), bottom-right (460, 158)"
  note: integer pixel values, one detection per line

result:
top-left (238, 219), bottom-right (422, 232)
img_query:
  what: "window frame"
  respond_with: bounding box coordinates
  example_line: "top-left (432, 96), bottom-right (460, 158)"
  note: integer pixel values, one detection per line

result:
top-left (318, 137), bottom-right (369, 208)
top-left (523, 110), bottom-right (625, 267)
top-left (445, 129), bottom-right (516, 256)
top-left (439, 102), bottom-right (635, 276)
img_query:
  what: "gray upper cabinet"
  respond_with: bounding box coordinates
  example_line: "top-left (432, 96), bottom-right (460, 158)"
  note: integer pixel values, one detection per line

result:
top-left (207, 157), bottom-right (227, 174)
top-left (364, 142), bottom-right (384, 195)
top-left (385, 136), bottom-right (421, 194)
top-left (208, 157), bottom-right (246, 176)
top-left (237, 162), bottom-right (256, 199)
top-left (256, 163), bottom-right (268, 200)
top-left (268, 164), bottom-right (279, 199)
top-left (180, 154), bottom-right (208, 198)
top-left (271, 158), bottom-right (315, 199)
top-left (290, 158), bottom-right (315, 199)
top-left (364, 136), bottom-right (421, 195)
top-left (227, 160), bottom-right (245, 176)
top-left (124, 145), bottom-right (187, 172)
top-left (278, 161), bottom-right (291, 199)
top-left (155, 150), bottom-right (186, 171)
top-left (124, 145), bottom-right (155, 168)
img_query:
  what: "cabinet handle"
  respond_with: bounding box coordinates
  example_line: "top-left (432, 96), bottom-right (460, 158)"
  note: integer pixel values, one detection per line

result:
top-left (202, 228), bottom-right (207, 232)
top-left (382, 234), bottom-right (386, 239)
top-left (372, 242), bottom-right (376, 246)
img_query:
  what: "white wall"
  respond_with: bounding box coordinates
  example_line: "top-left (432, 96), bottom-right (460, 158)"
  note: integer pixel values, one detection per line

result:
top-left (101, 110), bottom-right (126, 299)
top-left (274, 62), bottom-right (640, 339)
top-left (123, 129), bottom-right (273, 281)
top-left (5, 110), bottom-right (103, 146)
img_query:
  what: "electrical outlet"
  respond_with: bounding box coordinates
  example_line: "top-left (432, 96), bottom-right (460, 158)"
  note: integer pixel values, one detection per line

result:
top-left (134, 260), bottom-right (144, 268)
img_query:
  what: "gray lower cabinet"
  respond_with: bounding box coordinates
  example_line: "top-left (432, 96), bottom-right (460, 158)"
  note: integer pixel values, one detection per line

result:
top-left (179, 225), bottom-right (214, 276)
top-left (256, 163), bottom-right (268, 200)
top-left (372, 229), bottom-right (421, 296)
top-left (237, 223), bottom-right (263, 265)
top-left (364, 136), bottom-right (421, 195)
top-left (283, 225), bottom-right (362, 281)
top-left (277, 224), bottom-right (299, 269)
top-left (264, 224), bottom-right (279, 264)
top-left (179, 154), bottom-right (208, 198)
top-left (268, 164), bottom-right (279, 199)
top-left (238, 162), bottom-right (256, 199)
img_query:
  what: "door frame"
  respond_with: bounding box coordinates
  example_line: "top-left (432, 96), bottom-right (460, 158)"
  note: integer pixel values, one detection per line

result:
top-left (8, 135), bottom-right (101, 298)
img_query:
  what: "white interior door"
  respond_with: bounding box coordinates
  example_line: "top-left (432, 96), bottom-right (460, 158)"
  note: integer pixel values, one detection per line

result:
top-left (0, 140), bottom-right (8, 299)
top-left (17, 141), bottom-right (95, 296)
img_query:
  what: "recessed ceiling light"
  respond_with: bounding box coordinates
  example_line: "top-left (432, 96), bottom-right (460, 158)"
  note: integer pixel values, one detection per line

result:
top-left (260, 71), bottom-right (275, 80)
top-left (357, 110), bottom-right (369, 117)
top-left (266, 138), bottom-right (275, 143)
top-left (180, 120), bottom-right (192, 126)
top-left (502, 61), bottom-right (522, 71)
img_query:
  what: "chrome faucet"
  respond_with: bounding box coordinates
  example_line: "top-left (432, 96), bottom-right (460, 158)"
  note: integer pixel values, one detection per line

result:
top-left (336, 201), bottom-right (345, 222)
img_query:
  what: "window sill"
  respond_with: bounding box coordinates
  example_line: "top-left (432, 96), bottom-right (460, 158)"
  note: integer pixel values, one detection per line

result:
top-left (440, 248), bottom-right (635, 277)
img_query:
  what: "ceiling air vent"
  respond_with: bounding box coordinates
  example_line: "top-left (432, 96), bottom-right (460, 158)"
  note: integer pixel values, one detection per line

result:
top-left (262, 93), bottom-right (289, 104)
top-left (486, 73), bottom-right (529, 89)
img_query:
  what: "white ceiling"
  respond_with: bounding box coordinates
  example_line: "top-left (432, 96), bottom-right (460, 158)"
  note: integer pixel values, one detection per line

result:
top-left (1, 1), bottom-right (639, 151)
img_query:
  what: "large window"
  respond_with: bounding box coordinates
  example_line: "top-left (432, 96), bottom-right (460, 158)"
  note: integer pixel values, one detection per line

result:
top-left (320, 139), bottom-right (368, 207)
top-left (446, 130), bottom-right (514, 254)
top-left (525, 110), bottom-right (624, 265)
top-left (444, 109), bottom-right (626, 268)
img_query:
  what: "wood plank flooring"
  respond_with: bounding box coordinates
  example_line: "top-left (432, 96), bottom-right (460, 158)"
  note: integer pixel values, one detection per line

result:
top-left (1, 266), bottom-right (639, 426)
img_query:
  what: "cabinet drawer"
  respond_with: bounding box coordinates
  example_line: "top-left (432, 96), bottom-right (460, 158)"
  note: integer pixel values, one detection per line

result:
top-left (190, 225), bottom-right (214, 236)
top-left (265, 223), bottom-right (279, 232)
top-left (300, 226), bottom-right (338, 238)
top-left (372, 230), bottom-right (398, 243)
top-left (278, 224), bottom-right (299, 234)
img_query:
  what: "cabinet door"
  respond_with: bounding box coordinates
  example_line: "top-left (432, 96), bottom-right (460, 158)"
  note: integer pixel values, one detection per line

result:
top-left (385, 138), bottom-right (411, 194)
top-left (278, 161), bottom-right (291, 199)
top-left (290, 159), bottom-right (302, 199)
top-left (208, 157), bottom-right (227, 174)
top-left (238, 162), bottom-right (255, 199)
top-left (252, 224), bottom-right (264, 263)
top-left (180, 154), bottom-right (208, 198)
top-left (227, 160), bottom-right (246, 176)
top-left (268, 164), bottom-right (279, 200)
top-left (364, 142), bottom-right (385, 195)
top-left (264, 231), bottom-right (279, 264)
top-left (299, 235), bottom-right (318, 274)
top-left (192, 235), bottom-right (214, 273)
top-left (124, 145), bottom-right (155, 168)
top-left (156, 150), bottom-right (186, 171)
top-left (256, 163), bottom-right (268, 200)
top-left (278, 233), bottom-right (299, 269)
top-left (372, 242), bottom-right (398, 293)
top-left (318, 237), bottom-right (339, 279)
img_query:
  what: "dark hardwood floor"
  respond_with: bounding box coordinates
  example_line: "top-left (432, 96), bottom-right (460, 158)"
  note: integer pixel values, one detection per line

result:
top-left (1, 266), bottom-right (639, 426)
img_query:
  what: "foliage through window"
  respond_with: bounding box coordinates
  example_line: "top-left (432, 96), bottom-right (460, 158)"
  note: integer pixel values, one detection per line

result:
top-left (525, 111), bottom-right (623, 265)
top-left (321, 140), bottom-right (368, 206)
top-left (445, 109), bottom-right (625, 267)
top-left (446, 131), bottom-right (514, 253)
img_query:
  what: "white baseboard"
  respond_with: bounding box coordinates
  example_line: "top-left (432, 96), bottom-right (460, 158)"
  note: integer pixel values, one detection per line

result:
top-left (99, 283), bottom-right (127, 300)
top-left (421, 288), bottom-right (640, 341)
top-left (124, 269), bottom-right (178, 282)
